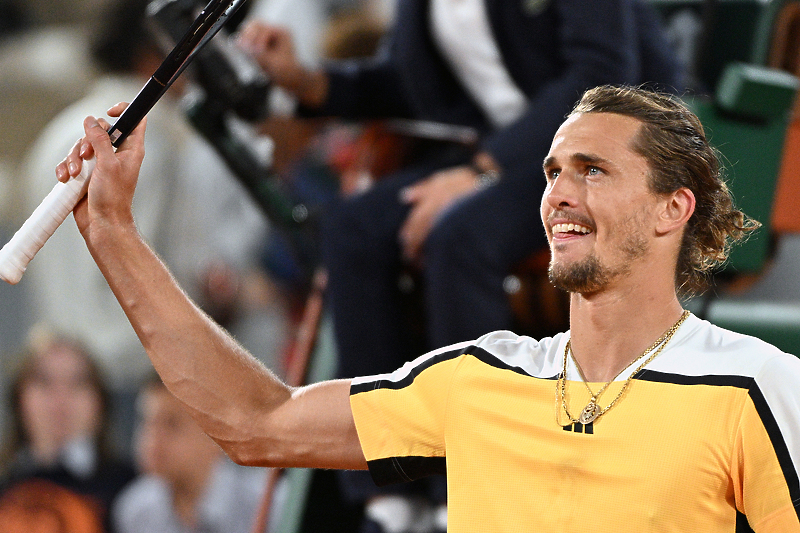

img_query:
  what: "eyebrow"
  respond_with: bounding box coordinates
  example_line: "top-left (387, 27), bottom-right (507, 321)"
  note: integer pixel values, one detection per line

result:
top-left (542, 152), bottom-right (612, 171)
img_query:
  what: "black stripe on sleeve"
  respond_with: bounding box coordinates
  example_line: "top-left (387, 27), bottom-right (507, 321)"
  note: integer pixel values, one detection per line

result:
top-left (351, 344), bottom-right (542, 396)
top-left (747, 384), bottom-right (800, 524)
top-left (350, 346), bottom-right (465, 395)
top-left (367, 456), bottom-right (447, 486)
top-left (468, 346), bottom-right (551, 377)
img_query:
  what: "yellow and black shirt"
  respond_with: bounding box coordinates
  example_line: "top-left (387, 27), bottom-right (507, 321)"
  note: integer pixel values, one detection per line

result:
top-left (350, 314), bottom-right (800, 532)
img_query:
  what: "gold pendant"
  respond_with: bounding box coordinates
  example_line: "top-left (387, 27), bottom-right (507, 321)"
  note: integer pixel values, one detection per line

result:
top-left (579, 400), bottom-right (599, 424)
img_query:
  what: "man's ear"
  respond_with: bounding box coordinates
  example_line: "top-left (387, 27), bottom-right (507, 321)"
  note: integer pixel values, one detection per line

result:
top-left (656, 188), bottom-right (695, 235)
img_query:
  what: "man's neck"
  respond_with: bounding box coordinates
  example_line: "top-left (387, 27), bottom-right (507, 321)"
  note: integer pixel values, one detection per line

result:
top-left (566, 282), bottom-right (685, 383)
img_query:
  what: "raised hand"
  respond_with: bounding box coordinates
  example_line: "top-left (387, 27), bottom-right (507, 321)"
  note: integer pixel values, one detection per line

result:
top-left (55, 102), bottom-right (146, 237)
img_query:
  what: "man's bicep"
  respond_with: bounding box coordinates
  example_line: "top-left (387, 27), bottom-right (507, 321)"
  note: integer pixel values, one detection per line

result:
top-left (264, 379), bottom-right (367, 471)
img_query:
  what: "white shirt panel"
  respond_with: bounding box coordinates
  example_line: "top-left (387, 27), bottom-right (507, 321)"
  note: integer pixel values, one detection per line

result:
top-left (429, 0), bottom-right (529, 127)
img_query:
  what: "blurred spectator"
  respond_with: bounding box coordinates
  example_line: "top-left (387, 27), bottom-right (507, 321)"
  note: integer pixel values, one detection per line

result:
top-left (23, 0), bottom-right (111, 29)
top-left (112, 374), bottom-right (275, 533)
top-left (238, 0), bottom-right (685, 531)
top-left (0, 326), bottom-right (136, 532)
top-left (21, 0), bottom-right (280, 388)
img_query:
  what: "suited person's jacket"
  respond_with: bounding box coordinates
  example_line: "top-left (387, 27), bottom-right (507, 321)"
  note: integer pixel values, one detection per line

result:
top-left (307, 0), bottom-right (684, 180)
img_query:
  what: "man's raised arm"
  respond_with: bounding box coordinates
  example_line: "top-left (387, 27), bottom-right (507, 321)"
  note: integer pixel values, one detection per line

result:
top-left (57, 105), bottom-right (366, 471)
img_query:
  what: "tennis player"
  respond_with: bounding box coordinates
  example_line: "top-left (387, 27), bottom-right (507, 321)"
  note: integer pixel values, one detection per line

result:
top-left (58, 85), bottom-right (800, 531)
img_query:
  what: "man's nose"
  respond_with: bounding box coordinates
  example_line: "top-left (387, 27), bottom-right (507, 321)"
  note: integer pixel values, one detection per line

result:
top-left (544, 173), bottom-right (579, 209)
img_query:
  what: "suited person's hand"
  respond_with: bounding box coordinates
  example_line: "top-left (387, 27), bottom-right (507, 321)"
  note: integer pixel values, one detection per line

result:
top-left (399, 166), bottom-right (481, 264)
top-left (237, 20), bottom-right (328, 107)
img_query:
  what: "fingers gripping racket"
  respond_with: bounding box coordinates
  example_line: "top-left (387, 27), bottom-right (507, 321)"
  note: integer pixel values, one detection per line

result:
top-left (0, 0), bottom-right (247, 284)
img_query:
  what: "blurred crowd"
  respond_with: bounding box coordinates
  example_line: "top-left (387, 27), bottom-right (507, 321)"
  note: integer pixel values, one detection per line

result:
top-left (0, 0), bottom-right (378, 531)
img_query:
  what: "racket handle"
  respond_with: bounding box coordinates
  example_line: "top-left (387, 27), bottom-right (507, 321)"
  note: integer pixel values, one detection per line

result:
top-left (0, 157), bottom-right (95, 284)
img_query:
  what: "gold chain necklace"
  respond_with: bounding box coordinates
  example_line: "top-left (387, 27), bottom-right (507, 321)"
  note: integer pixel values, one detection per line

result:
top-left (556, 310), bottom-right (690, 426)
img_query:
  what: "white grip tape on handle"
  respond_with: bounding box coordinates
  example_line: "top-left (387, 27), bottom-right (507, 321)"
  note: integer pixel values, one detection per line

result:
top-left (0, 157), bottom-right (95, 284)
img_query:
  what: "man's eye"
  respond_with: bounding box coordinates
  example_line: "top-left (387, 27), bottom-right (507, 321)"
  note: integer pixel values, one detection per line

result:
top-left (548, 170), bottom-right (560, 180)
top-left (588, 166), bottom-right (600, 175)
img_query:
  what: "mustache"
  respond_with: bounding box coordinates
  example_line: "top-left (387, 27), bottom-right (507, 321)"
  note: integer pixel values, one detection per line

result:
top-left (546, 209), bottom-right (595, 229)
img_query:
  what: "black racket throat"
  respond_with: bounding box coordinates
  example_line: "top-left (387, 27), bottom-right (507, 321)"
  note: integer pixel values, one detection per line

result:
top-left (105, 0), bottom-right (246, 148)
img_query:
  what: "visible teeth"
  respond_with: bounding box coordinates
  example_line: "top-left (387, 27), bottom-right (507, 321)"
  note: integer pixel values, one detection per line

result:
top-left (552, 223), bottom-right (591, 234)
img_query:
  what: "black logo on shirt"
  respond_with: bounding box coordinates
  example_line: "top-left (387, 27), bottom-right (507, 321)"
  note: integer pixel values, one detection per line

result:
top-left (563, 422), bottom-right (594, 434)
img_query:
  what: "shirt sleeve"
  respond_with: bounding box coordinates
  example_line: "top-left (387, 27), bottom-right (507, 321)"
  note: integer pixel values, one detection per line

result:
top-left (349, 342), bottom-right (471, 486)
top-left (733, 354), bottom-right (800, 530)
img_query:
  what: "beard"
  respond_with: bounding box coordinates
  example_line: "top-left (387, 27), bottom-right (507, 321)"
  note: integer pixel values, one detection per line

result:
top-left (548, 225), bottom-right (649, 294)
top-left (548, 253), bottom-right (612, 293)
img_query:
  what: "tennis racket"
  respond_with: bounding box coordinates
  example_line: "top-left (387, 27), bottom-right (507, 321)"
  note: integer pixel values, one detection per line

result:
top-left (0, 0), bottom-right (247, 284)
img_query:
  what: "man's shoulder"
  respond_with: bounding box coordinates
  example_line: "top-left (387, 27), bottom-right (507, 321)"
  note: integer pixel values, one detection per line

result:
top-left (458, 329), bottom-right (567, 379)
top-left (351, 330), bottom-right (566, 392)
top-left (652, 314), bottom-right (800, 381)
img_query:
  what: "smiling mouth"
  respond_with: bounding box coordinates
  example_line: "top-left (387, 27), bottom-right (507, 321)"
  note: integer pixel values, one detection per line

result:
top-left (551, 223), bottom-right (592, 236)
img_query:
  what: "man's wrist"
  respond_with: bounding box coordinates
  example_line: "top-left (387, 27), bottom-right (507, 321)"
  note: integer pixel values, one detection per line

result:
top-left (470, 151), bottom-right (502, 190)
top-left (475, 169), bottom-right (500, 190)
top-left (468, 163), bottom-right (501, 191)
top-left (84, 217), bottom-right (138, 248)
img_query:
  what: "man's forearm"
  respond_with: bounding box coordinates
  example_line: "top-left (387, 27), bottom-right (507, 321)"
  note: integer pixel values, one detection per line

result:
top-left (84, 222), bottom-right (365, 470)
top-left (85, 221), bottom-right (287, 437)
